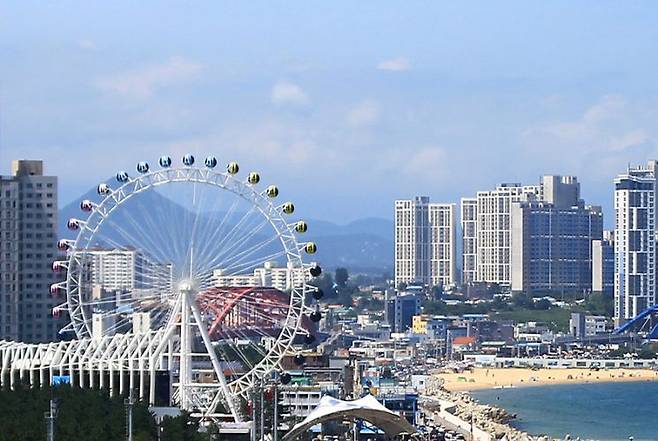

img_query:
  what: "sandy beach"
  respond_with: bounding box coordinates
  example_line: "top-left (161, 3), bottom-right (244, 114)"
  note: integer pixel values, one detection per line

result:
top-left (435, 367), bottom-right (658, 392)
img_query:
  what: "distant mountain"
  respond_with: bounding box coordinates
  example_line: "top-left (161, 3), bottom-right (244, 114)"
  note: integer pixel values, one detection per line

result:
top-left (59, 181), bottom-right (393, 273)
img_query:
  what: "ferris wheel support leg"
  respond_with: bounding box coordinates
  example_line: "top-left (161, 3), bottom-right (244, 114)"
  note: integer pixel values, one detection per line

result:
top-left (129, 360), bottom-right (135, 396)
top-left (119, 363), bottom-right (125, 395)
top-left (180, 290), bottom-right (191, 411)
top-left (149, 367), bottom-right (156, 405)
top-left (139, 362), bottom-right (145, 400)
top-left (109, 366), bottom-right (115, 396)
top-left (188, 295), bottom-right (243, 422)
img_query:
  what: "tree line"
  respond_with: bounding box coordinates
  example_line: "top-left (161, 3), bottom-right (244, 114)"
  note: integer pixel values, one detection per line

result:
top-left (0, 384), bottom-right (212, 441)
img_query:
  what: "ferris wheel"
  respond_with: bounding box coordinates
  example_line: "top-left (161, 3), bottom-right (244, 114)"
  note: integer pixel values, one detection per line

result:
top-left (50, 154), bottom-right (323, 402)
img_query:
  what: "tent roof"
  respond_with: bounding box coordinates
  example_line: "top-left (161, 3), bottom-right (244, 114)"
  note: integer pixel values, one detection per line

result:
top-left (282, 394), bottom-right (416, 440)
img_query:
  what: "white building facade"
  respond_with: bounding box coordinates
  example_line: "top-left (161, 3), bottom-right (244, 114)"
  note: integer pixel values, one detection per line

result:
top-left (460, 198), bottom-right (477, 285)
top-left (86, 249), bottom-right (173, 294)
top-left (395, 197), bottom-right (456, 288)
top-left (614, 161), bottom-right (656, 325)
top-left (212, 261), bottom-right (308, 291)
top-left (473, 184), bottom-right (539, 286)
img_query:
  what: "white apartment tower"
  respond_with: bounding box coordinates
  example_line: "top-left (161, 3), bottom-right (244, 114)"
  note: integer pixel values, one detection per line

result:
top-left (429, 204), bottom-right (456, 287)
top-left (0, 160), bottom-right (59, 342)
top-left (474, 183), bottom-right (540, 285)
top-left (86, 249), bottom-right (173, 294)
top-left (614, 161), bottom-right (657, 325)
top-left (395, 197), bottom-right (456, 288)
top-left (460, 198), bottom-right (477, 285)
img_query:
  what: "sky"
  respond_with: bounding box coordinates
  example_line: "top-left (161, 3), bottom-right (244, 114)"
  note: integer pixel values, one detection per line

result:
top-left (1, 2), bottom-right (658, 226)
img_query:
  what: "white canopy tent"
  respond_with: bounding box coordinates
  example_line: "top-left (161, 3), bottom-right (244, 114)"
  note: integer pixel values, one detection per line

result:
top-left (282, 394), bottom-right (416, 440)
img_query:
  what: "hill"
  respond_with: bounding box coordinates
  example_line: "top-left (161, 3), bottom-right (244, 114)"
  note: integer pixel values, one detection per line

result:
top-left (59, 182), bottom-right (393, 273)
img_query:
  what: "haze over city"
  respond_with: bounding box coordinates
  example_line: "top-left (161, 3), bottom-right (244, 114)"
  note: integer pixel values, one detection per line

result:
top-left (4, 3), bottom-right (658, 441)
top-left (2, 2), bottom-right (658, 224)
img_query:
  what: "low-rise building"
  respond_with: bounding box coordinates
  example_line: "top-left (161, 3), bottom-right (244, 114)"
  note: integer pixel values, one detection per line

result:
top-left (570, 313), bottom-right (607, 338)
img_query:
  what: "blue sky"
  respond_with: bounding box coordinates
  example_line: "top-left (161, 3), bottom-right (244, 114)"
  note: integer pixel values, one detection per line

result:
top-left (1, 2), bottom-right (657, 225)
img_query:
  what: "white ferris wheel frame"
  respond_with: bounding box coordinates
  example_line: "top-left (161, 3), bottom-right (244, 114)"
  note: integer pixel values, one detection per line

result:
top-left (63, 165), bottom-right (310, 396)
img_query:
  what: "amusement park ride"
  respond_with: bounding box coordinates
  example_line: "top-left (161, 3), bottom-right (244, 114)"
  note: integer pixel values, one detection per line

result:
top-left (0, 154), bottom-right (324, 425)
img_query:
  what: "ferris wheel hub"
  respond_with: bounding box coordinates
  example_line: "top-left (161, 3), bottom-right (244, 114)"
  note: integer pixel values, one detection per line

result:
top-left (177, 280), bottom-right (195, 293)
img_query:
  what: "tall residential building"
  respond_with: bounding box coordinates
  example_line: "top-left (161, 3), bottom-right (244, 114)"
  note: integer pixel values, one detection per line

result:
top-left (511, 176), bottom-right (603, 293)
top-left (460, 198), bottom-right (477, 285)
top-left (0, 160), bottom-right (59, 342)
top-left (394, 197), bottom-right (456, 288)
top-left (469, 183), bottom-right (540, 286)
top-left (395, 197), bottom-right (430, 287)
top-left (592, 230), bottom-right (614, 295)
top-left (85, 249), bottom-right (173, 294)
top-left (614, 161), bottom-right (657, 325)
top-left (429, 204), bottom-right (456, 288)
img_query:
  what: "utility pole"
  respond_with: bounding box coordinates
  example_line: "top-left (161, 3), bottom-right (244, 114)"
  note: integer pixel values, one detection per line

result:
top-left (250, 389), bottom-right (257, 441)
top-left (259, 381), bottom-right (265, 441)
top-left (125, 389), bottom-right (134, 441)
top-left (45, 399), bottom-right (56, 441)
top-left (273, 382), bottom-right (278, 441)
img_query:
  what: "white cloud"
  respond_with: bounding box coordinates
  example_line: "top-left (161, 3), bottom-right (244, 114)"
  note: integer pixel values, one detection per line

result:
top-left (377, 57), bottom-right (410, 72)
top-left (271, 81), bottom-right (309, 107)
top-left (347, 100), bottom-right (380, 127)
top-left (402, 147), bottom-right (447, 176)
top-left (522, 95), bottom-right (658, 178)
top-left (96, 57), bottom-right (203, 99)
top-left (78, 39), bottom-right (96, 50)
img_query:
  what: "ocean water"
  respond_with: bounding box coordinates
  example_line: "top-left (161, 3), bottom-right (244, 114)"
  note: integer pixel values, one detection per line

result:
top-left (472, 381), bottom-right (658, 441)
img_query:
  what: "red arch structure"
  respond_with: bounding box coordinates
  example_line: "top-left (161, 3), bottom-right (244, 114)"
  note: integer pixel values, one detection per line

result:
top-left (197, 287), bottom-right (293, 339)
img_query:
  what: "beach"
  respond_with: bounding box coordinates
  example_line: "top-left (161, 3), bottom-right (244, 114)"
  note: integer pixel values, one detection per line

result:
top-left (435, 367), bottom-right (658, 392)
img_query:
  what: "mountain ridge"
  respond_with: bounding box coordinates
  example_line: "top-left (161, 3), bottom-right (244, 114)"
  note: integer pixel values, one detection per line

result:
top-left (59, 181), bottom-right (393, 272)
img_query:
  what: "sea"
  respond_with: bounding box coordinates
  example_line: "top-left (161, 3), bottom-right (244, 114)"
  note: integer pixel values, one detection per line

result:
top-left (471, 381), bottom-right (658, 441)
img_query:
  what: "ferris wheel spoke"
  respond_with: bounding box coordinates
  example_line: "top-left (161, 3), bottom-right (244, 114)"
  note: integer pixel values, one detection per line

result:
top-left (208, 230), bottom-right (281, 277)
top-left (221, 249), bottom-right (289, 278)
top-left (194, 247), bottom-right (288, 286)
top-left (92, 217), bottom-right (171, 270)
top-left (215, 327), bottom-right (264, 370)
top-left (116, 194), bottom-right (178, 266)
top-left (190, 197), bottom-right (243, 280)
top-left (196, 218), bottom-right (274, 277)
top-left (197, 204), bottom-right (260, 272)
top-left (102, 213), bottom-right (171, 266)
top-left (137, 200), bottom-right (181, 271)
top-left (182, 180), bottom-right (213, 280)
top-left (194, 217), bottom-right (269, 277)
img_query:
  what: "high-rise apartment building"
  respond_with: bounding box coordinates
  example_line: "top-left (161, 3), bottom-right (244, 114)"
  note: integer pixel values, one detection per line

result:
top-left (511, 176), bottom-right (603, 293)
top-left (429, 204), bottom-right (456, 288)
top-left (85, 249), bottom-right (173, 294)
top-left (460, 198), bottom-right (477, 285)
top-left (395, 197), bottom-right (455, 288)
top-left (395, 197), bottom-right (430, 287)
top-left (465, 183), bottom-right (539, 286)
top-left (0, 160), bottom-right (59, 342)
top-left (614, 161), bottom-right (657, 325)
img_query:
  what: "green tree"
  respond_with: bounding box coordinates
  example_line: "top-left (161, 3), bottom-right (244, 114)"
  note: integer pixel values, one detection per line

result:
top-left (431, 284), bottom-right (443, 300)
top-left (161, 411), bottom-right (209, 441)
top-left (335, 267), bottom-right (349, 287)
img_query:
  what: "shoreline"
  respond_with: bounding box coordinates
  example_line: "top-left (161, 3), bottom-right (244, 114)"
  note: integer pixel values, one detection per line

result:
top-left (434, 367), bottom-right (658, 392)
top-left (424, 370), bottom-right (658, 440)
